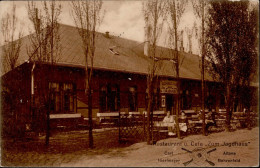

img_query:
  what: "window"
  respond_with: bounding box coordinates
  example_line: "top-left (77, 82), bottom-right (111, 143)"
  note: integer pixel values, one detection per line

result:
top-left (63, 83), bottom-right (74, 112)
top-left (99, 84), bottom-right (120, 112)
top-left (49, 82), bottom-right (61, 113)
top-left (109, 86), bottom-right (119, 111)
top-left (220, 93), bottom-right (225, 108)
top-left (109, 48), bottom-right (119, 55)
top-left (49, 82), bottom-right (76, 114)
top-left (206, 95), bottom-right (215, 110)
top-left (109, 46), bottom-right (119, 55)
top-left (100, 86), bottom-right (107, 112)
top-left (129, 86), bottom-right (137, 111)
top-left (181, 90), bottom-right (188, 110)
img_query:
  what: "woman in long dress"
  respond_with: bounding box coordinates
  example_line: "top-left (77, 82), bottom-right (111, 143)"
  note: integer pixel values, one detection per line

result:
top-left (179, 111), bottom-right (188, 136)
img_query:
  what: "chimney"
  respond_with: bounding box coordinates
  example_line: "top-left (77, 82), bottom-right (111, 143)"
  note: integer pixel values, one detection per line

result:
top-left (35, 8), bottom-right (41, 32)
top-left (105, 31), bottom-right (109, 38)
top-left (185, 27), bottom-right (193, 54)
top-left (144, 16), bottom-right (150, 57)
top-left (188, 34), bottom-right (192, 54)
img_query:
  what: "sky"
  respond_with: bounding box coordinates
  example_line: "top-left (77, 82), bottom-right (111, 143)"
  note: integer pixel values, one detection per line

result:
top-left (1, 0), bottom-right (257, 55)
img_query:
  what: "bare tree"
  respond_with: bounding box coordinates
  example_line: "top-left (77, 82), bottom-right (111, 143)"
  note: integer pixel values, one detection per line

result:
top-left (1, 3), bottom-right (23, 74)
top-left (143, 0), bottom-right (167, 144)
top-left (1, 2), bottom-right (23, 139)
top-left (192, 0), bottom-right (209, 135)
top-left (27, 0), bottom-right (62, 145)
top-left (27, 1), bottom-right (61, 62)
top-left (71, 0), bottom-right (103, 148)
top-left (167, 0), bottom-right (188, 139)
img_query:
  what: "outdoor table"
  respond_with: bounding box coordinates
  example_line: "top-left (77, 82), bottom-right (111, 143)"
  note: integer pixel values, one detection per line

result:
top-left (187, 119), bottom-right (214, 133)
top-left (154, 122), bottom-right (175, 127)
top-left (188, 120), bottom-right (214, 124)
top-left (154, 122), bottom-right (187, 132)
top-left (153, 122), bottom-right (175, 137)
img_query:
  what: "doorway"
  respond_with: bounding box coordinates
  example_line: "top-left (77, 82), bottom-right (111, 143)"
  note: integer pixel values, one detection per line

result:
top-left (166, 94), bottom-right (174, 114)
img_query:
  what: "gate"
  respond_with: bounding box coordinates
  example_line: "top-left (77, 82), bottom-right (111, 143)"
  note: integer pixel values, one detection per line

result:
top-left (118, 112), bottom-right (146, 142)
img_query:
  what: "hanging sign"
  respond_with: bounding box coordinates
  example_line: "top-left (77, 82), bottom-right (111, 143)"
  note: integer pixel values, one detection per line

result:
top-left (160, 80), bottom-right (178, 94)
top-left (161, 95), bottom-right (166, 107)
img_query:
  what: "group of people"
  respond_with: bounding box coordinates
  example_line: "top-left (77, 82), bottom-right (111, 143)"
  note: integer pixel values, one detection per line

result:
top-left (162, 111), bottom-right (188, 136)
top-left (162, 110), bottom-right (216, 136)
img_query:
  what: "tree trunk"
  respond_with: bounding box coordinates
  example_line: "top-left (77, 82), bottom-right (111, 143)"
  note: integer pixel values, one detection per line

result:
top-left (45, 103), bottom-right (50, 146)
top-left (225, 83), bottom-right (231, 132)
top-left (201, 0), bottom-right (206, 136)
top-left (146, 77), bottom-right (153, 145)
top-left (88, 84), bottom-right (93, 148)
top-left (45, 66), bottom-right (51, 146)
top-left (175, 61), bottom-right (181, 139)
top-left (173, 0), bottom-right (181, 139)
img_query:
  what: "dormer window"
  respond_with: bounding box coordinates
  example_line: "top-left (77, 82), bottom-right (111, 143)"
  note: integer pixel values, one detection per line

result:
top-left (109, 46), bottom-right (119, 55)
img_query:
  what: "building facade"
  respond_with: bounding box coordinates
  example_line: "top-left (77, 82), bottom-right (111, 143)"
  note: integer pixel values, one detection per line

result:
top-left (1, 24), bottom-right (257, 136)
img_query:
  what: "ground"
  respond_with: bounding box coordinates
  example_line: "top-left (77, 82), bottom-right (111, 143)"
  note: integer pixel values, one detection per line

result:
top-left (1, 127), bottom-right (259, 167)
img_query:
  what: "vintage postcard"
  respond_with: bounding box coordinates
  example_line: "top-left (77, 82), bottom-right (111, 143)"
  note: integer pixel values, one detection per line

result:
top-left (0, 0), bottom-right (259, 167)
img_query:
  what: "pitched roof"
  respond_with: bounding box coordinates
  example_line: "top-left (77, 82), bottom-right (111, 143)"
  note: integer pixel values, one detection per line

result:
top-left (1, 23), bottom-right (212, 81)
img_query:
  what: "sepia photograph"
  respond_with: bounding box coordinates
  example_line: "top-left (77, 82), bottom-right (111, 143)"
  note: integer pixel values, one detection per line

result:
top-left (0, 0), bottom-right (259, 167)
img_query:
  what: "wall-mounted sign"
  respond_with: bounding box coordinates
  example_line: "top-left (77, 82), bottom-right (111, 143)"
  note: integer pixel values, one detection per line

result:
top-left (160, 80), bottom-right (178, 94)
top-left (161, 95), bottom-right (165, 107)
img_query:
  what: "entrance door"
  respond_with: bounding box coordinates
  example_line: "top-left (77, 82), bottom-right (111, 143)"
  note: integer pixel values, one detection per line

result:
top-left (166, 94), bottom-right (174, 114)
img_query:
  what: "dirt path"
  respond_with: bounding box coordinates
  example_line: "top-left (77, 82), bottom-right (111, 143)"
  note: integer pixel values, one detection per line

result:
top-left (62, 127), bottom-right (259, 167)
top-left (1, 127), bottom-right (259, 167)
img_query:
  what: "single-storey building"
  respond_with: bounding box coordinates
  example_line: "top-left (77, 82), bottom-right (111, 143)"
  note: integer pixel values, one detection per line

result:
top-left (1, 24), bottom-right (257, 136)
